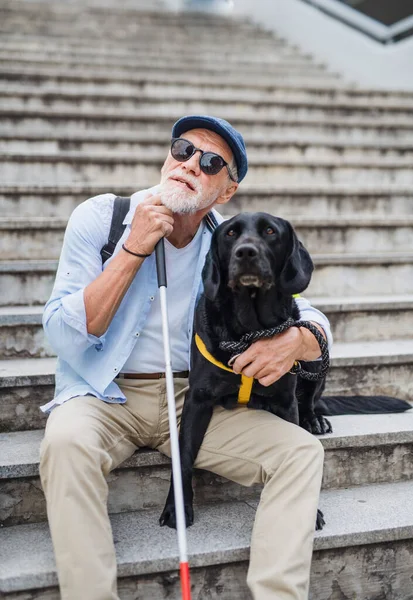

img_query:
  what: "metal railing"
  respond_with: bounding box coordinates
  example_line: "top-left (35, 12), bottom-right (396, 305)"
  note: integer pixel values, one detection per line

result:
top-left (301, 0), bottom-right (413, 43)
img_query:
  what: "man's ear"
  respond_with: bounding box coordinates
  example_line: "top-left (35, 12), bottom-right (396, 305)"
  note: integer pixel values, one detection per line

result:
top-left (202, 237), bottom-right (222, 302)
top-left (279, 222), bottom-right (314, 295)
top-left (215, 182), bottom-right (238, 207)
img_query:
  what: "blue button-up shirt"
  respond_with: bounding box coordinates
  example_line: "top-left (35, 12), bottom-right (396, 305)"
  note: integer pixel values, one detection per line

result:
top-left (41, 186), bottom-right (333, 413)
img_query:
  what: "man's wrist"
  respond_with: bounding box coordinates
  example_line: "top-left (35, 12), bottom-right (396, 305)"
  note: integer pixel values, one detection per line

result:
top-left (295, 322), bottom-right (326, 361)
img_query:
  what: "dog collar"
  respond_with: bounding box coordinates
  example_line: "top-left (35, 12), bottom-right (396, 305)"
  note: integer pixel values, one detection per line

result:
top-left (194, 334), bottom-right (253, 405)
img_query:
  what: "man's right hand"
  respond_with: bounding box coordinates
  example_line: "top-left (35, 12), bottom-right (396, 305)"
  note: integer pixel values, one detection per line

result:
top-left (125, 194), bottom-right (174, 255)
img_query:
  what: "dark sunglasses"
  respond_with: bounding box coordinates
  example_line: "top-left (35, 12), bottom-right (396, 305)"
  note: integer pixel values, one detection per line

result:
top-left (170, 137), bottom-right (237, 182)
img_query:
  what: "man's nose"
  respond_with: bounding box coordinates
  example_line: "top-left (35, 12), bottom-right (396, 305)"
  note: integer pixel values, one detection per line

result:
top-left (235, 244), bottom-right (259, 260)
top-left (181, 150), bottom-right (201, 176)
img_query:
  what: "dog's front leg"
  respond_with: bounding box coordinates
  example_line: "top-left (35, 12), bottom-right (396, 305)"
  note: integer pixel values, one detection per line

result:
top-left (159, 390), bottom-right (214, 529)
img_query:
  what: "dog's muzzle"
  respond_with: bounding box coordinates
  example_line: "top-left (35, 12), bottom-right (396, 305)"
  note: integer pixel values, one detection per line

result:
top-left (229, 243), bottom-right (273, 289)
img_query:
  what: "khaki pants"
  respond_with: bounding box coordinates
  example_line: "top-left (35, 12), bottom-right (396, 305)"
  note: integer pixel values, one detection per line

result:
top-left (39, 378), bottom-right (324, 600)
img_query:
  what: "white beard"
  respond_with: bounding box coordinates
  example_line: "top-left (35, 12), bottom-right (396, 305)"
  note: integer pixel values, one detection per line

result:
top-left (159, 170), bottom-right (219, 214)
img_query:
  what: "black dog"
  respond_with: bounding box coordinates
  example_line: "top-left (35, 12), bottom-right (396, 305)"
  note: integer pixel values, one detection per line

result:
top-left (159, 212), bottom-right (411, 532)
top-left (160, 212), bottom-right (330, 531)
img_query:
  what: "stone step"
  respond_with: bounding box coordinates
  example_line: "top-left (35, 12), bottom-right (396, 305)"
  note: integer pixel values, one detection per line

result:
top-left (0, 0), bottom-right (167, 12)
top-left (1, 340), bottom-right (412, 432)
top-left (0, 54), bottom-right (333, 80)
top-left (0, 6), bottom-right (254, 26)
top-left (1, 294), bottom-right (411, 360)
top-left (0, 24), bottom-right (288, 45)
top-left (2, 481), bottom-right (413, 599)
top-left (0, 29), bottom-right (292, 52)
top-left (2, 130), bottom-right (411, 160)
top-left (2, 63), bottom-right (411, 101)
top-left (2, 88), bottom-right (413, 120)
top-left (0, 64), bottom-right (343, 95)
top-left (0, 217), bottom-right (412, 261)
top-left (2, 150), bottom-right (412, 186)
top-left (0, 39), bottom-right (309, 63)
top-left (312, 295), bottom-right (413, 344)
top-left (0, 11), bottom-right (259, 32)
top-left (1, 184), bottom-right (412, 219)
top-left (0, 48), bottom-right (318, 70)
top-left (1, 411), bottom-right (412, 527)
top-left (3, 106), bottom-right (413, 145)
top-left (0, 27), bottom-right (290, 53)
top-left (2, 254), bottom-right (413, 307)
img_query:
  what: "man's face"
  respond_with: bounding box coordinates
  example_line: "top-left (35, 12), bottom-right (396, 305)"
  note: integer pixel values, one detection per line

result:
top-left (159, 128), bottom-right (237, 215)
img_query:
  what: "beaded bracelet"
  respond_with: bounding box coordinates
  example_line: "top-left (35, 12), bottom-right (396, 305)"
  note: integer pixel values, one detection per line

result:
top-left (122, 243), bottom-right (151, 258)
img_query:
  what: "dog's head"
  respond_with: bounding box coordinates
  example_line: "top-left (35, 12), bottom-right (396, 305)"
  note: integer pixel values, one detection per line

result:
top-left (203, 212), bottom-right (313, 302)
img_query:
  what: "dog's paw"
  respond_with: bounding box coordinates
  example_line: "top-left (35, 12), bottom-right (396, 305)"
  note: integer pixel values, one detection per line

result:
top-left (300, 414), bottom-right (332, 435)
top-left (316, 509), bottom-right (325, 531)
top-left (318, 415), bottom-right (333, 434)
top-left (159, 502), bottom-right (194, 529)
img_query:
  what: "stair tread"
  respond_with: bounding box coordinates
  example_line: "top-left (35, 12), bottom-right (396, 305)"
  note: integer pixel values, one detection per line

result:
top-left (2, 107), bottom-right (412, 128)
top-left (2, 481), bottom-right (413, 593)
top-left (3, 217), bottom-right (413, 229)
top-left (3, 87), bottom-right (413, 111)
top-left (3, 151), bottom-right (413, 168)
top-left (2, 410), bottom-right (413, 478)
top-left (2, 130), bottom-right (413, 149)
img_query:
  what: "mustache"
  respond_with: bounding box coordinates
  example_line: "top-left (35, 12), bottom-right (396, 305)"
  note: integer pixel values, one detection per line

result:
top-left (164, 168), bottom-right (202, 194)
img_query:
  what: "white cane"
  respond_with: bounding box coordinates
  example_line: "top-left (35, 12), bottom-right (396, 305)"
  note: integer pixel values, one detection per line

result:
top-left (155, 239), bottom-right (192, 600)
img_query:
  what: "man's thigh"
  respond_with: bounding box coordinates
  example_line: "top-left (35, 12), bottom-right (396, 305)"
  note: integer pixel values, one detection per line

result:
top-left (193, 405), bottom-right (323, 487)
top-left (40, 395), bottom-right (140, 474)
top-left (158, 402), bottom-right (322, 486)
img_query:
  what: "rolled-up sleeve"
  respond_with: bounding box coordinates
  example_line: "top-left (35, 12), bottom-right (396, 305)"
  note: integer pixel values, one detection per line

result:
top-left (42, 195), bottom-right (113, 363)
top-left (295, 296), bottom-right (333, 352)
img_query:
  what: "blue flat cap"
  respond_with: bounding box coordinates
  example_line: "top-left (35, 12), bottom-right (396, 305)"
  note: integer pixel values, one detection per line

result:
top-left (172, 115), bottom-right (248, 183)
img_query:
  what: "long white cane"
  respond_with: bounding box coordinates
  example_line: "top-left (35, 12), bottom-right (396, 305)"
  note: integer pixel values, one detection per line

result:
top-left (155, 239), bottom-right (192, 600)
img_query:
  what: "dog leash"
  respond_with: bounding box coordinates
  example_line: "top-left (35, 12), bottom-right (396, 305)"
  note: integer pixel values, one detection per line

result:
top-left (219, 318), bottom-right (330, 381)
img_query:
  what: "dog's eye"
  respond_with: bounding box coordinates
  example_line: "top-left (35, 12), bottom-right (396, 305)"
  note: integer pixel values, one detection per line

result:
top-left (227, 229), bottom-right (236, 237)
top-left (266, 227), bottom-right (275, 235)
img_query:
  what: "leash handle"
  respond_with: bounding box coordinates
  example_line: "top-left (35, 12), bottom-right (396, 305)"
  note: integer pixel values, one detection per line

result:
top-left (155, 239), bottom-right (167, 288)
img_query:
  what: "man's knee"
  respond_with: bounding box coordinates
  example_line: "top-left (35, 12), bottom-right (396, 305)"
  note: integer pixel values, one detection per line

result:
top-left (266, 426), bottom-right (325, 479)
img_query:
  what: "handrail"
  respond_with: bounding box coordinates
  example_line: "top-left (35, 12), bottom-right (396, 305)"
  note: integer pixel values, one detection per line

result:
top-left (301, 0), bottom-right (413, 43)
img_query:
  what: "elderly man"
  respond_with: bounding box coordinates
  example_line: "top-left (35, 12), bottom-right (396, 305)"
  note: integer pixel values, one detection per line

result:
top-left (40, 115), bottom-right (331, 600)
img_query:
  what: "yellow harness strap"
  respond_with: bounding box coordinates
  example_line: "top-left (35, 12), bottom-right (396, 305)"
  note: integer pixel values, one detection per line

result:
top-left (194, 296), bottom-right (300, 405)
top-left (195, 334), bottom-right (253, 404)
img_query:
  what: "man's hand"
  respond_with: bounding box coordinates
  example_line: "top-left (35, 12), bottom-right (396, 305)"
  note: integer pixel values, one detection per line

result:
top-left (126, 194), bottom-right (174, 255)
top-left (231, 323), bottom-right (326, 387)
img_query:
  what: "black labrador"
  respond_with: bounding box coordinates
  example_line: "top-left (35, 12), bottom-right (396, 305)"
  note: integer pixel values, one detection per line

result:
top-left (159, 212), bottom-right (331, 531)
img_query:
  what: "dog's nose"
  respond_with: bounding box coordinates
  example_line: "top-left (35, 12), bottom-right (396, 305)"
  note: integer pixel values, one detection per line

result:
top-left (235, 244), bottom-right (258, 260)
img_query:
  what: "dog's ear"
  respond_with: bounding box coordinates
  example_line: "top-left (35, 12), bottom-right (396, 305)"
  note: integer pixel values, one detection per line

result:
top-left (202, 238), bottom-right (221, 302)
top-left (279, 222), bottom-right (314, 294)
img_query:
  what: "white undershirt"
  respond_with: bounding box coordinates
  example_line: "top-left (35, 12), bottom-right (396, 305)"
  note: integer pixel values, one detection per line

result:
top-left (121, 224), bottom-right (204, 373)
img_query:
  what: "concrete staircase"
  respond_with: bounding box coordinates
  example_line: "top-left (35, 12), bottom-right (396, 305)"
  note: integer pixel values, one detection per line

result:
top-left (1, 0), bottom-right (413, 598)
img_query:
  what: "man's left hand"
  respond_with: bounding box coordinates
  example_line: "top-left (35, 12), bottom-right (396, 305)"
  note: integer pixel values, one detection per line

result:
top-left (231, 328), bottom-right (304, 387)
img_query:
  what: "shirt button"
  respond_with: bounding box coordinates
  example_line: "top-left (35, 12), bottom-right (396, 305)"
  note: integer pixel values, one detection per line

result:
top-left (135, 332), bottom-right (140, 337)
top-left (113, 368), bottom-right (118, 372)
top-left (150, 296), bottom-right (155, 301)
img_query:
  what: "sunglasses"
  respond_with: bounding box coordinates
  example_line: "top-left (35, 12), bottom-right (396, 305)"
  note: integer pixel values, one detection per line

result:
top-left (170, 137), bottom-right (237, 182)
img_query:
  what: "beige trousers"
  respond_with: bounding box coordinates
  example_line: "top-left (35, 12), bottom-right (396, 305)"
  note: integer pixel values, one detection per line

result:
top-left (39, 378), bottom-right (324, 600)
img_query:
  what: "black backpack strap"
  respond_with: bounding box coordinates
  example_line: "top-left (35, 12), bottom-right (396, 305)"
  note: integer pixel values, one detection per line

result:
top-left (101, 196), bottom-right (131, 265)
top-left (205, 210), bottom-right (219, 233)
